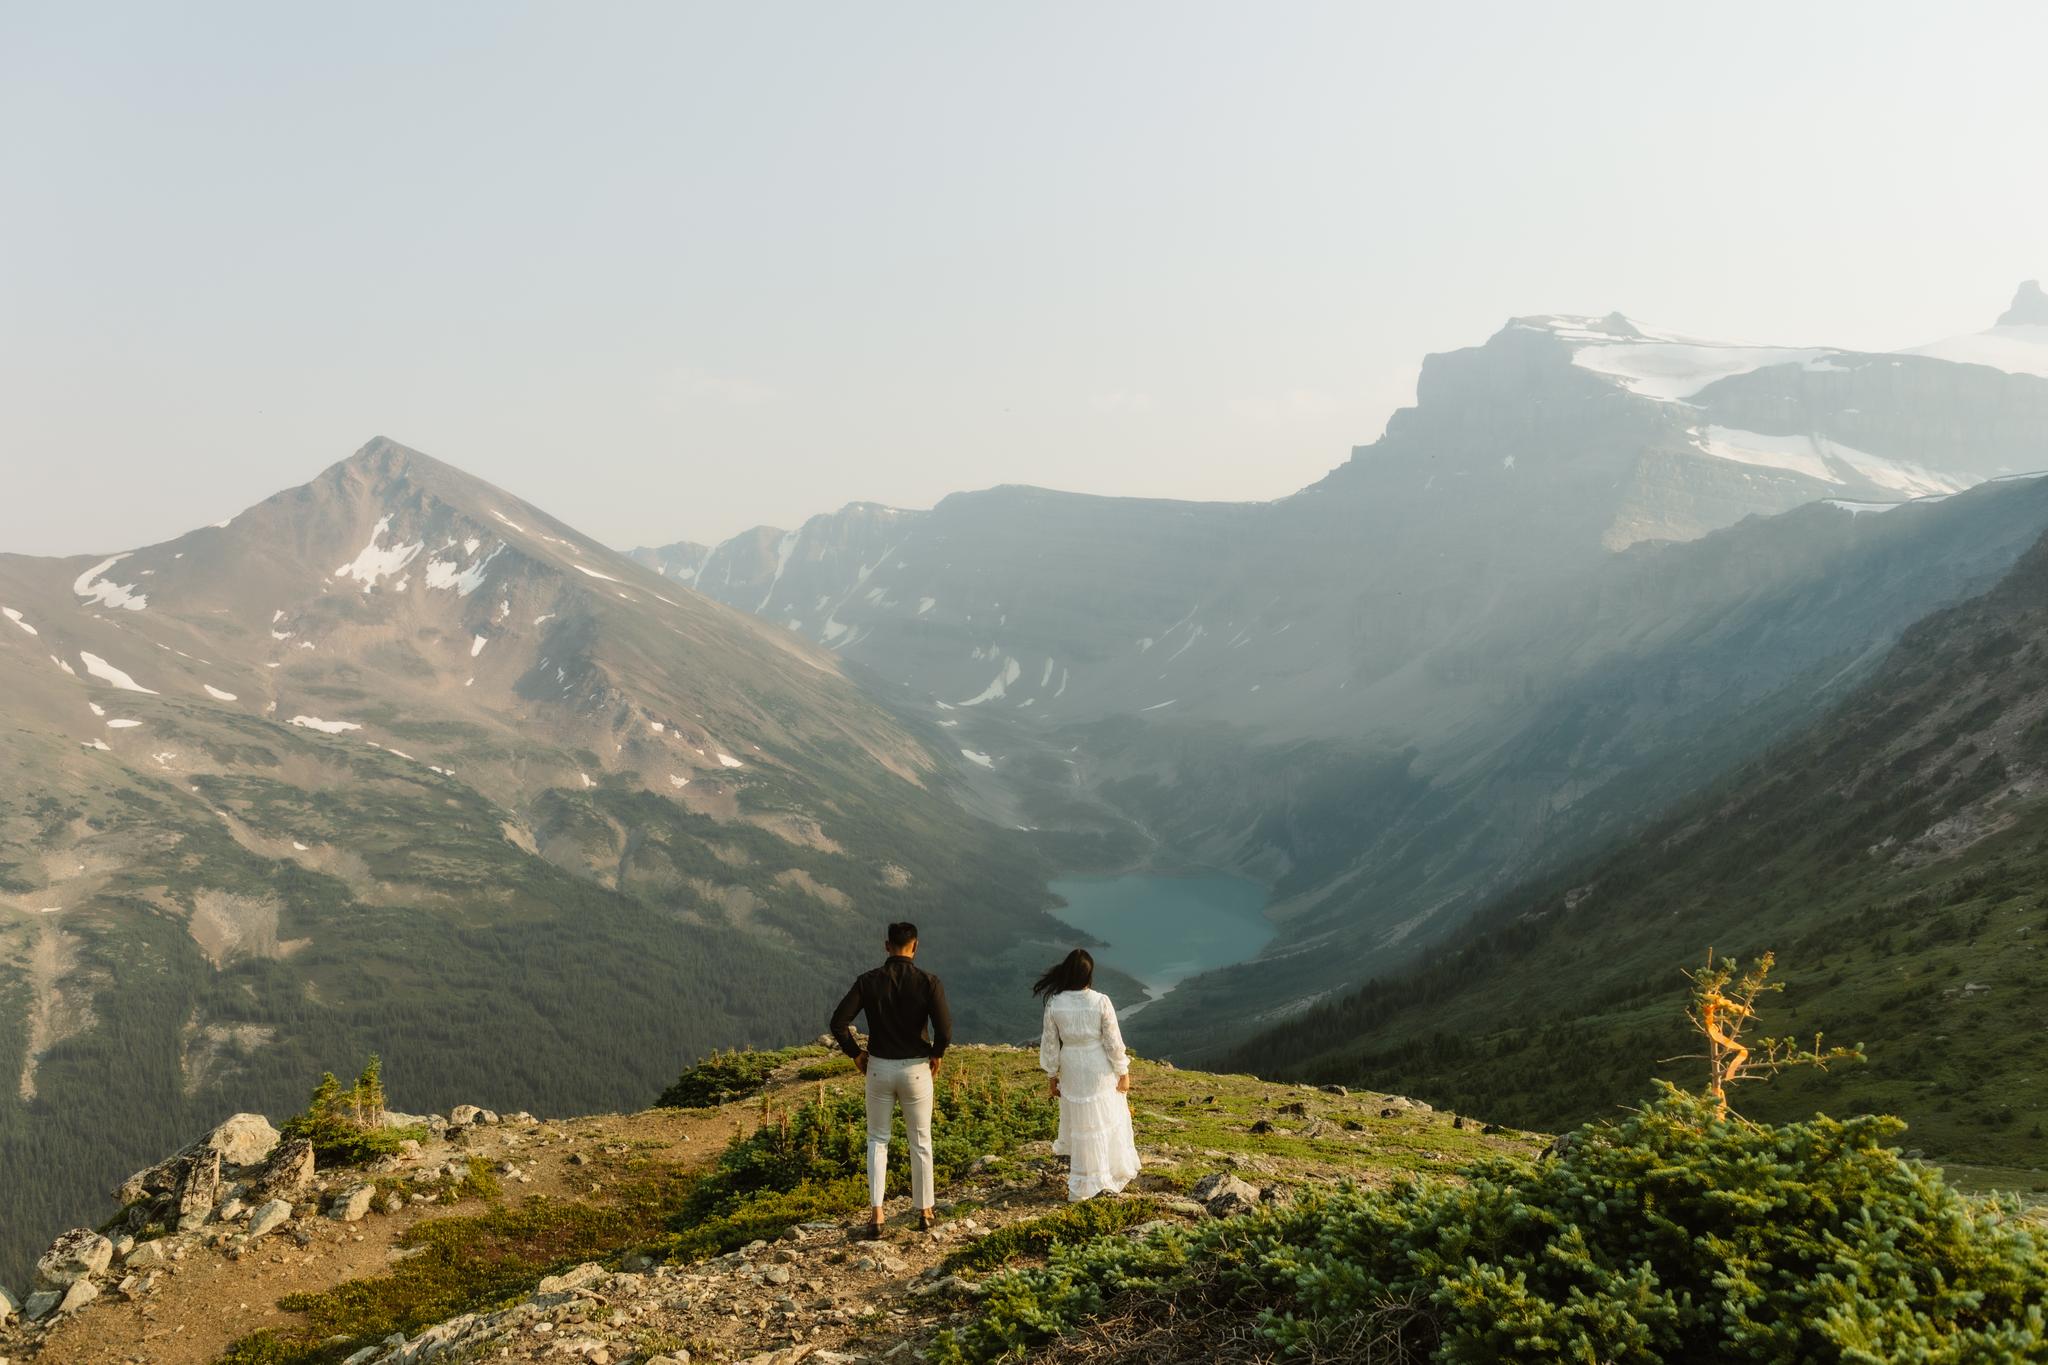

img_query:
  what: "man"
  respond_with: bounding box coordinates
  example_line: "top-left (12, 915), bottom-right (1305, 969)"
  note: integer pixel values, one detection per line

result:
top-left (830, 920), bottom-right (952, 1237)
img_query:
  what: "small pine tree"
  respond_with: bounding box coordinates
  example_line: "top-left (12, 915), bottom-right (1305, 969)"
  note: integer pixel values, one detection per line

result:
top-left (1679, 948), bottom-right (1863, 1118)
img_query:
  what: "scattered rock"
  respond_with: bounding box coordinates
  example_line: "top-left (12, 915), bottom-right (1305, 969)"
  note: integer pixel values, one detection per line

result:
top-left (0, 1283), bottom-right (18, 1324)
top-left (53, 1279), bottom-right (98, 1316)
top-left (536, 1262), bottom-right (608, 1295)
top-left (1191, 1172), bottom-right (1263, 1217)
top-left (328, 1184), bottom-right (376, 1222)
top-left (1248, 1119), bottom-right (1276, 1135)
top-left (1318, 1084), bottom-right (1348, 1096)
top-left (123, 1238), bottom-right (172, 1269)
top-left (34, 1229), bottom-right (113, 1288)
top-left (246, 1198), bottom-right (294, 1239)
top-left (23, 1290), bottom-right (59, 1322)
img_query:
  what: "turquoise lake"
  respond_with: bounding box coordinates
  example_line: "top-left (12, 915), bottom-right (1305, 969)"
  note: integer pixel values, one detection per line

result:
top-left (1045, 874), bottom-right (1275, 998)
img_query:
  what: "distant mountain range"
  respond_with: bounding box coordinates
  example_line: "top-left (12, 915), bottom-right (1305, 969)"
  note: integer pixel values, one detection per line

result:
top-left (639, 284), bottom-right (2048, 1053)
top-left (0, 440), bottom-right (1075, 1286)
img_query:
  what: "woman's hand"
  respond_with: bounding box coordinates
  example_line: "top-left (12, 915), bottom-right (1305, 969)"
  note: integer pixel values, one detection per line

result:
top-left (1048, 1076), bottom-right (1061, 1099)
top-left (855, 1050), bottom-right (869, 1076)
top-left (1115, 1073), bottom-right (1131, 1094)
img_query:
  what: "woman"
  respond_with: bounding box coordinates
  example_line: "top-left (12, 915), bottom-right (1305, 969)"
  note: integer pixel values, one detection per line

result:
top-left (1035, 948), bottom-right (1142, 1200)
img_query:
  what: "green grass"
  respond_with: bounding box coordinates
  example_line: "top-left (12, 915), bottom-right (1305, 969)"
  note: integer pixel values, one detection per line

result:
top-left (941, 1196), bottom-right (1175, 1275)
top-left (655, 1052), bottom-right (1059, 1261)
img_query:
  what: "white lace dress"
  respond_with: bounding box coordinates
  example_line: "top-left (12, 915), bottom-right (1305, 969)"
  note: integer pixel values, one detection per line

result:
top-left (1039, 988), bottom-right (1142, 1200)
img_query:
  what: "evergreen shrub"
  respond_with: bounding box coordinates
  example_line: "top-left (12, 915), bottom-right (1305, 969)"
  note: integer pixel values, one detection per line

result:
top-left (938, 1085), bottom-right (2048, 1363)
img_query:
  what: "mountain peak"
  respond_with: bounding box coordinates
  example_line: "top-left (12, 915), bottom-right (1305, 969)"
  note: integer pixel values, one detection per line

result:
top-left (1996, 279), bottom-right (2048, 326)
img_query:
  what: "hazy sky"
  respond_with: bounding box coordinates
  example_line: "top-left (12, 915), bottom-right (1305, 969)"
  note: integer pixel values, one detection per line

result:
top-left (3, 2), bottom-right (2044, 557)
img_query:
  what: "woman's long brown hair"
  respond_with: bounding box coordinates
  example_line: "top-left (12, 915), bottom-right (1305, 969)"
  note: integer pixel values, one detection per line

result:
top-left (1032, 948), bottom-right (1095, 997)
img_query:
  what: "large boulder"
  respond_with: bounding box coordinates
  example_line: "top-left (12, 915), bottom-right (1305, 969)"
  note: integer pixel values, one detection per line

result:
top-left (248, 1135), bottom-right (317, 1201)
top-left (204, 1113), bottom-right (281, 1168)
top-left (34, 1229), bottom-right (113, 1288)
top-left (115, 1113), bottom-right (282, 1216)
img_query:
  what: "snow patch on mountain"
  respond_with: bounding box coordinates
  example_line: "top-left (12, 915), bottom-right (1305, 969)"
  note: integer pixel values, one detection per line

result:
top-left (289, 715), bottom-right (361, 734)
top-left (79, 651), bottom-right (156, 693)
top-left (334, 515), bottom-right (424, 590)
top-left (203, 685), bottom-right (238, 701)
top-left (423, 544), bottom-right (503, 596)
top-left (1691, 426), bottom-right (1967, 498)
top-left (961, 749), bottom-right (995, 768)
top-left (1571, 339), bottom-right (1839, 401)
top-left (958, 657), bottom-right (1022, 707)
top-left (1901, 325), bottom-right (2048, 379)
top-left (73, 555), bottom-right (149, 611)
top-left (2, 606), bottom-right (35, 635)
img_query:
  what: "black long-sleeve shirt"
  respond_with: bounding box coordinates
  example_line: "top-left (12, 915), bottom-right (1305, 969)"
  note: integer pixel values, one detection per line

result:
top-left (831, 955), bottom-right (952, 1061)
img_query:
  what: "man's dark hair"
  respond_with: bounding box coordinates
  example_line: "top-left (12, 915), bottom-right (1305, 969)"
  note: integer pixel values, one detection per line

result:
top-left (886, 921), bottom-right (919, 950)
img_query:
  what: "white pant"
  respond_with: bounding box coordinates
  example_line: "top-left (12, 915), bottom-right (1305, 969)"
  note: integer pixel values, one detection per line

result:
top-left (865, 1056), bottom-right (934, 1210)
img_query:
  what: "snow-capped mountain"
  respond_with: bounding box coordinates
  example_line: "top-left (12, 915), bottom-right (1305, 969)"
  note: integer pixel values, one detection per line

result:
top-left (648, 288), bottom-right (2048, 746)
top-left (1902, 279), bottom-right (2048, 379)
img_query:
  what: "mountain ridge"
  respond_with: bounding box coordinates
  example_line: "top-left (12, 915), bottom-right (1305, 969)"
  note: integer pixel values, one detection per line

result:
top-left (0, 439), bottom-right (1071, 1289)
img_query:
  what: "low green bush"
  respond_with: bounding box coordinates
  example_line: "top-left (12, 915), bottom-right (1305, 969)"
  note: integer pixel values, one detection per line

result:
top-left (655, 1047), bottom-right (804, 1108)
top-left (938, 1085), bottom-right (2048, 1363)
top-left (942, 1196), bottom-right (1173, 1276)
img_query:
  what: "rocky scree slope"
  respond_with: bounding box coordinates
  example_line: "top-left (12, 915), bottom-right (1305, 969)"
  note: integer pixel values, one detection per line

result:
top-left (0, 440), bottom-right (1068, 1289)
top-left (0, 1043), bottom-right (1534, 1365)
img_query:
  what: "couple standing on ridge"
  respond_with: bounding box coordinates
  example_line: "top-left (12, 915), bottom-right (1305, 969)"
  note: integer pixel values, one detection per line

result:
top-left (829, 921), bottom-right (1141, 1237)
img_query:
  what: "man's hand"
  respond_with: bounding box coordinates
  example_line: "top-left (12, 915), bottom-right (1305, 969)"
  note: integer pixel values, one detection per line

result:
top-left (1048, 1076), bottom-right (1061, 1099)
top-left (1115, 1073), bottom-right (1131, 1094)
top-left (855, 1050), bottom-right (869, 1076)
